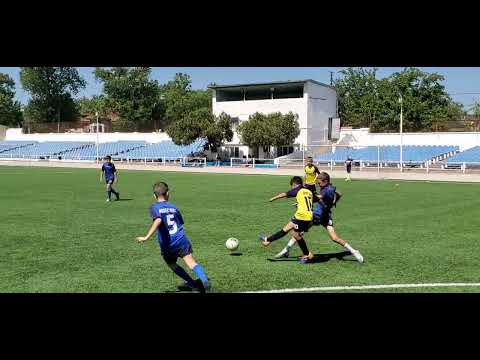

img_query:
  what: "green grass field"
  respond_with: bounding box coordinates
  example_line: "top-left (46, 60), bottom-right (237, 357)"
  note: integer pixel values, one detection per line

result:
top-left (2, 165), bottom-right (480, 293)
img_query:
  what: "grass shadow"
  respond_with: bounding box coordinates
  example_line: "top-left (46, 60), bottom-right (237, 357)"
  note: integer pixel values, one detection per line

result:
top-left (268, 251), bottom-right (354, 263)
top-left (229, 252), bottom-right (243, 256)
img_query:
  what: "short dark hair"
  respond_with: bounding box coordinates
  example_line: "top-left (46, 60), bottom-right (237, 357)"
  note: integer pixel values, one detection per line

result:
top-left (153, 181), bottom-right (169, 197)
top-left (307, 156), bottom-right (313, 160)
top-left (290, 176), bottom-right (303, 186)
top-left (318, 172), bottom-right (330, 183)
top-left (104, 155), bottom-right (111, 160)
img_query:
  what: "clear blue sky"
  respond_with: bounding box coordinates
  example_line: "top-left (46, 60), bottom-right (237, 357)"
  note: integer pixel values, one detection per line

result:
top-left (1, 67), bottom-right (480, 111)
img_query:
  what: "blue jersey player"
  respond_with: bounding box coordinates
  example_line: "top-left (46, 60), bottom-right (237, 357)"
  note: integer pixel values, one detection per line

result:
top-left (100, 155), bottom-right (119, 202)
top-left (136, 181), bottom-right (211, 293)
top-left (274, 172), bottom-right (364, 263)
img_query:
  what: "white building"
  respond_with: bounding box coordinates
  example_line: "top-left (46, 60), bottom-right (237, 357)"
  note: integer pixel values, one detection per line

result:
top-left (210, 80), bottom-right (338, 158)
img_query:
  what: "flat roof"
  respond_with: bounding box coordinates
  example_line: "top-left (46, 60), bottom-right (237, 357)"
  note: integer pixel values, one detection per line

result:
top-left (208, 79), bottom-right (335, 90)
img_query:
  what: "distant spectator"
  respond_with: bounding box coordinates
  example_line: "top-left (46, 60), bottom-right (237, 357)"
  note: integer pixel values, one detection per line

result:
top-left (215, 154), bottom-right (221, 166)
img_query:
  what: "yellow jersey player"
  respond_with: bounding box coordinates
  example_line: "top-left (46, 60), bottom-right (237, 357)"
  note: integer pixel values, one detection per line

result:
top-left (304, 156), bottom-right (320, 194)
top-left (259, 176), bottom-right (316, 264)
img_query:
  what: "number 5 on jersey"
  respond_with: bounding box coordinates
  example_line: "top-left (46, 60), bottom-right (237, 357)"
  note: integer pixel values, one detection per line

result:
top-left (166, 214), bottom-right (178, 235)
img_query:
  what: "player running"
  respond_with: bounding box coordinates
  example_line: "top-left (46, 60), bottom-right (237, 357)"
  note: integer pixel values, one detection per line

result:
top-left (259, 176), bottom-right (315, 264)
top-left (304, 156), bottom-right (320, 194)
top-left (345, 156), bottom-right (353, 181)
top-left (136, 181), bottom-right (212, 293)
top-left (100, 155), bottom-right (119, 202)
top-left (274, 171), bottom-right (364, 263)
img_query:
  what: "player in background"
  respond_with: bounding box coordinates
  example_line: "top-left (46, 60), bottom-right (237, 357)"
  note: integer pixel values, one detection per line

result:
top-left (259, 176), bottom-right (315, 264)
top-left (345, 156), bottom-right (353, 181)
top-left (274, 171), bottom-right (364, 262)
top-left (304, 156), bottom-right (320, 194)
top-left (136, 181), bottom-right (212, 293)
top-left (100, 155), bottom-right (119, 202)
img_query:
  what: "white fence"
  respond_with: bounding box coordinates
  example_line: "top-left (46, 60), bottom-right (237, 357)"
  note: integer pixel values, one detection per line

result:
top-left (275, 144), bottom-right (480, 174)
top-left (0, 154), bottom-right (207, 167)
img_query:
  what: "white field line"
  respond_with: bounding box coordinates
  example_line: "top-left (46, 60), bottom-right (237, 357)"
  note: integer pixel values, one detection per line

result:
top-left (243, 283), bottom-right (480, 293)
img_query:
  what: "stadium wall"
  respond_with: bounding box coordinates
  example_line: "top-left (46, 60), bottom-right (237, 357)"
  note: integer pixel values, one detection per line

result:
top-left (5, 128), bottom-right (171, 143)
top-left (338, 128), bottom-right (480, 150)
top-left (305, 82), bottom-right (337, 145)
top-left (213, 95), bottom-right (309, 146)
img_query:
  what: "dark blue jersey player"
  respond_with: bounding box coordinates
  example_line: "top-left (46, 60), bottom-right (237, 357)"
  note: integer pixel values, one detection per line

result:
top-left (274, 171), bottom-right (365, 263)
top-left (136, 181), bottom-right (211, 293)
top-left (311, 172), bottom-right (363, 262)
top-left (100, 155), bottom-right (119, 202)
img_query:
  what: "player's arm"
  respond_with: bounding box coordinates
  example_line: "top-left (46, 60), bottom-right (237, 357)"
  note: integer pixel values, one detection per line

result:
top-left (269, 192), bottom-right (288, 202)
top-left (100, 166), bottom-right (104, 182)
top-left (313, 193), bottom-right (326, 207)
top-left (113, 164), bottom-right (119, 183)
top-left (136, 218), bottom-right (162, 243)
top-left (314, 165), bottom-right (320, 181)
top-left (334, 191), bottom-right (342, 206)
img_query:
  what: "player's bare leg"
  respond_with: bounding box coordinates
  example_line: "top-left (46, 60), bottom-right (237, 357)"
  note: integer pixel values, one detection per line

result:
top-left (106, 182), bottom-right (112, 202)
top-left (260, 221), bottom-right (295, 247)
top-left (326, 225), bottom-right (364, 263)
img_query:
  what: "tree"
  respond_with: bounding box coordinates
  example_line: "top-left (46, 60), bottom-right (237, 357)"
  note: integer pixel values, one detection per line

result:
top-left (163, 73), bottom-right (232, 150)
top-left (335, 67), bottom-right (463, 132)
top-left (237, 112), bottom-right (300, 154)
top-left (162, 73), bottom-right (210, 123)
top-left (0, 73), bottom-right (23, 126)
top-left (94, 67), bottom-right (163, 131)
top-left (335, 67), bottom-right (380, 129)
top-left (20, 67), bottom-right (86, 123)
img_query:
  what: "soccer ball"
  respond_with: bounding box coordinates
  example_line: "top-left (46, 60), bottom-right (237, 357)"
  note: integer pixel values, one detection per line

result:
top-left (225, 237), bottom-right (239, 251)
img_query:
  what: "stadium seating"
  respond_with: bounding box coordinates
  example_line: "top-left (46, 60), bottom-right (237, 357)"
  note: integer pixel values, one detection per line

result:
top-left (445, 146), bottom-right (480, 164)
top-left (124, 140), bottom-right (206, 160)
top-left (313, 145), bottom-right (459, 163)
top-left (63, 141), bottom-right (147, 160)
top-left (0, 140), bottom-right (206, 161)
top-left (0, 141), bottom-right (89, 158)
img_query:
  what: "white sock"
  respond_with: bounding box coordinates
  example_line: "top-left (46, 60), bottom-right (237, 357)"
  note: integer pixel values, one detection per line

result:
top-left (344, 243), bottom-right (355, 253)
top-left (286, 238), bottom-right (295, 249)
top-left (278, 239), bottom-right (296, 256)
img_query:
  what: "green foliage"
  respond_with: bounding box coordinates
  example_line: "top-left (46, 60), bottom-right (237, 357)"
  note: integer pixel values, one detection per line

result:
top-left (0, 73), bottom-right (23, 126)
top-left (94, 67), bottom-right (163, 131)
top-left (335, 67), bottom-right (463, 132)
top-left (471, 102), bottom-right (480, 117)
top-left (164, 73), bottom-right (232, 149)
top-left (236, 112), bottom-right (300, 149)
top-left (20, 67), bottom-right (86, 123)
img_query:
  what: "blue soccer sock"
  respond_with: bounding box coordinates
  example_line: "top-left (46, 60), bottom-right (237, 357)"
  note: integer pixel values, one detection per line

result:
top-left (173, 265), bottom-right (196, 287)
top-left (192, 264), bottom-right (209, 285)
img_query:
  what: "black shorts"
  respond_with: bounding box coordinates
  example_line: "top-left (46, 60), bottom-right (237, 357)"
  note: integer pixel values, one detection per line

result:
top-left (161, 243), bottom-right (193, 264)
top-left (291, 217), bottom-right (311, 233)
top-left (346, 166), bottom-right (352, 173)
top-left (304, 184), bottom-right (317, 194)
top-left (312, 214), bottom-right (334, 228)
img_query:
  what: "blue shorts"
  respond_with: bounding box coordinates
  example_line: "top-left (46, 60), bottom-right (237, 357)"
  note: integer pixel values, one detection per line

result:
top-left (312, 213), bottom-right (333, 228)
top-left (161, 242), bottom-right (193, 264)
top-left (105, 178), bottom-right (114, 184)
